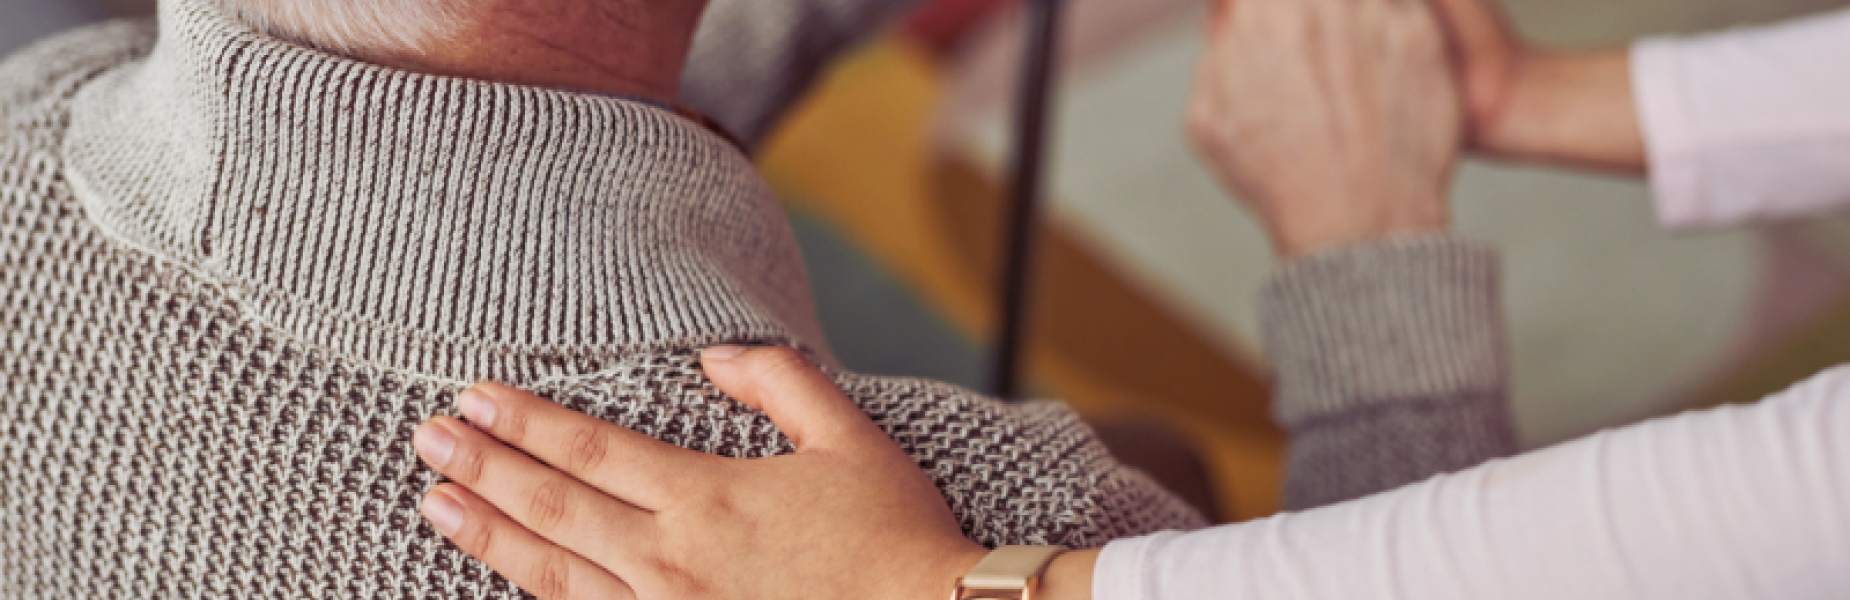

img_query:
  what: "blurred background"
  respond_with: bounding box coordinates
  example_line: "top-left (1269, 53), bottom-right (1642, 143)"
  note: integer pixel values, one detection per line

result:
top-left (10, 0), bottom-right (1850, 522)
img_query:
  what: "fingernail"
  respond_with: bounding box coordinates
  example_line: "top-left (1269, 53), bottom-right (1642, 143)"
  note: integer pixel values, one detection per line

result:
top-left (422, 491), bottom-right (465, 536)
top-left (458, 388), bottom-right (498, 429)
top-left (703, 345), bottom-right (748, 361)
top-left (415, 424), bottom-right (457, 468)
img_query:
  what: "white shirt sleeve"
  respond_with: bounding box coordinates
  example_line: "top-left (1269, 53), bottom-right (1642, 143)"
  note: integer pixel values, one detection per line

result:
top-left (1634, 8), bottom-right (1850, 229)
top-left (1093, 365), bottom-right (1850, 600)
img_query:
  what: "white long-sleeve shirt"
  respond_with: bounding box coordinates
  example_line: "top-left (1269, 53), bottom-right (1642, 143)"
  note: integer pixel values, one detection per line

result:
top-left (1095, 366), bottom-right (1850, 599)
top-left (1637, 7), bottom-right (1850, 229)
top-left (1094, 10), bottom-right (1850, 599)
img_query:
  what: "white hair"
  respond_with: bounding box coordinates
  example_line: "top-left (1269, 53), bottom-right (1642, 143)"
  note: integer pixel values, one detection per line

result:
top-left (214, 0), bottom-right (467, 56)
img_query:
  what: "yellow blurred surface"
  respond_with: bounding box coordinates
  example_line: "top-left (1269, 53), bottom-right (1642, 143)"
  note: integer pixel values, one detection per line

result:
top-left (758, 39), bottom-right (1284, 522)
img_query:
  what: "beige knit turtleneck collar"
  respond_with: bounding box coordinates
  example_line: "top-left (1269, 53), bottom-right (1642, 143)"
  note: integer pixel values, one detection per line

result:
top-left (59, 0), bottom-right (832, 383)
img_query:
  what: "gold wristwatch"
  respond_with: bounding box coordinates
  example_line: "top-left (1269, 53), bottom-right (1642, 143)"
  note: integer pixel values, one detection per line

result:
top-left (950, 545), bottom-right (1069, 600)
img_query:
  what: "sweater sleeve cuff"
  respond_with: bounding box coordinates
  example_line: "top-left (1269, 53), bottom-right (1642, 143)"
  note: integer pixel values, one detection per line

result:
top-left (1633, 38), bottom-right (1708, 230)
top-left (1093, 532), bottom-right (1181, 600)
top-left (1259, 235), bottom-right (1508, 427)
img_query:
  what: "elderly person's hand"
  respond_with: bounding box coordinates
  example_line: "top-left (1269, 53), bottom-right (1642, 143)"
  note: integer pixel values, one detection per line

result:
top-left (1187, 0), bottom-right (1462, 259)
top-left (410, 346), bottom-right (1003, 600)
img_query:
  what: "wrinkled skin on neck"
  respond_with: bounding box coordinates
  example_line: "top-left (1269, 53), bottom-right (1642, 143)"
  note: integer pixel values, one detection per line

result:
top-left (340, 0), bottom-right (711, 103)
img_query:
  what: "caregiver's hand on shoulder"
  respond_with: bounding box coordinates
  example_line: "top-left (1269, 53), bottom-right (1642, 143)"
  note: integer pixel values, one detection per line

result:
top-left (1187, 0), bottom-right (1462, 259)
top-left (411, 346), bottom-right (988, 600)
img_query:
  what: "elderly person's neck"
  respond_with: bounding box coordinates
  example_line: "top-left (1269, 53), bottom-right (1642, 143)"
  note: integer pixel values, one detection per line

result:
top-left (405, 1), bottom-right (706, 103)
top-left (244, 0), bottom-right (711, 104)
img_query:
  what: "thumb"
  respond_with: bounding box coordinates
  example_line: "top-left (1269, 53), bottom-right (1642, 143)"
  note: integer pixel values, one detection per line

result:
top-left (700, 345), bottom-right (887, 451)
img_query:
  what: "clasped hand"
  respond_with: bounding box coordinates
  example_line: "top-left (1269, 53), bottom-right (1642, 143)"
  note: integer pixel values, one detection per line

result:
top-left (1188, 0), bottom-right (1462, 258)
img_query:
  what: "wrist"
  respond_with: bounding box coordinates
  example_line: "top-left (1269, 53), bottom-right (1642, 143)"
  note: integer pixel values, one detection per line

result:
top-left (1272, 195), bottom-right (1451, 260)
top-left (934, 546), bottom-right (1098, 600)
top-left (924, 543), bottom-right (993, 600)
top-left (1464, 46), bottom-right (1539, 154)
top-left (1038, 548), bottom-right (1099, 600)
top-left (1474, 49), bottom-right (1645, 171)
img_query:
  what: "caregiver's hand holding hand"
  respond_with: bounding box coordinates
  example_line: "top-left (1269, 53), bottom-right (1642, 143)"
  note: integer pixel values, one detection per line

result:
top-left (1187, 0), bottom-right (1463, 259)
top-left (410, 346), bottom-right (995, 600)
top-left (1425, 0), bottom-right (1647, 171)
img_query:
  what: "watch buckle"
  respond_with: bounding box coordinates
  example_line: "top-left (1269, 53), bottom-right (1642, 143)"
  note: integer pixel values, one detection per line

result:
top-left (949, 577), bottom-right (1040, 600)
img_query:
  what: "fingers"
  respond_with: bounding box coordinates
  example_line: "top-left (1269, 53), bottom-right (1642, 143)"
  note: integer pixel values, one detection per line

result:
top-left (422, 484), bottom-right (637, 600)
top-left (455, 382), bottom-right (712, 510)
top-left (415, 417), bottom-right (656, 568)
top-left (1423, 0), bottom-right (1516, 52)
top-left (699, 345), bottom-right (888, 452)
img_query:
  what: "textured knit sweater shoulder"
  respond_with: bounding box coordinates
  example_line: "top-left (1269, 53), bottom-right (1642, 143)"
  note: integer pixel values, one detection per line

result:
top-left (0, 2), bottom-right (1207, 597)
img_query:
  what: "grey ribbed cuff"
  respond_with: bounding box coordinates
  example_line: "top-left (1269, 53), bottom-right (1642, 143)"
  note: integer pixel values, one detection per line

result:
top-left (1260, 236), bottom-right (1509, 428)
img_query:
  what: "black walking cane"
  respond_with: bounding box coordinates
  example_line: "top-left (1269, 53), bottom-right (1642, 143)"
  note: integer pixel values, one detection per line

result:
top-left (989, 0), bottom-right (1064, 400)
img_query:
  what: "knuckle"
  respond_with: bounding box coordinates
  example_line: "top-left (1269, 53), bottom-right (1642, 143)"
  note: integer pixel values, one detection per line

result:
top-left (449, 445), bottom-right (487, 486)
top-left (701, 493), bottom-right (739, 520)
top-left (746, 347), bottom-right (812, 381)
top-left (458, 518), bottom-right (496, 558)
top-left (565, 426), bottom-right (611, 473)
top-left (647, 465), bottom-right (716, 507)
top-left (529, 548), bottom-right (574, 599)
top-left (653, 467), bottom-right (707, 502)
top-left (526, 479), bottom-right (574, 533)
top-left (500, 408), bottom-right (532, 445)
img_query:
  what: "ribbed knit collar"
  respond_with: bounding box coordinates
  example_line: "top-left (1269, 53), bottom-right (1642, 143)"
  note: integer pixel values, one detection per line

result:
top-left (61, 0), bottom-right (832, 383)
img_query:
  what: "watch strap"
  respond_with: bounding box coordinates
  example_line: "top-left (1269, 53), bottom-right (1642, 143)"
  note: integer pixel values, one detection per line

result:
top-left (953, 545), bottom-right (1069, 600)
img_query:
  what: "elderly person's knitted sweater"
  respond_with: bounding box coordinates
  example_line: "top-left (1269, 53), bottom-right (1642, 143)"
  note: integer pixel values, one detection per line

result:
top-left (0, 0), bottom-right (1511, 597)
top-left (0, 2), bottom-right (1204, 596)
